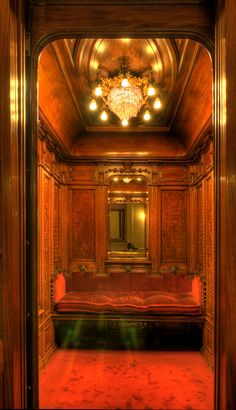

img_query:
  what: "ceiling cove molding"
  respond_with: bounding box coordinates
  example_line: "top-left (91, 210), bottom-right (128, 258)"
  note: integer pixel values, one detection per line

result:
top-left (32, 32), bottom-right (214, 61)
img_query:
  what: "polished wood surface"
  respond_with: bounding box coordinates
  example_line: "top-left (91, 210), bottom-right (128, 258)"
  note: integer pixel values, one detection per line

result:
top-left (0, 0), bottom-right (27, 408)
top-left (29, 1), bottom-right (214, 51)
top-left (71, 132), bottom-right (185, 159)
top-left (3, 1), bottom-right (236, 409)
top-left (215, 1), bottom-right (236, 409)
top-left (38, 37), bottom-right (212, 159)
top-left (161, 189), bottom-right (187, 262)
top-left (70, 189), bottom-right (96, 260)
top-left (173, 46), bottom-right (213, 150)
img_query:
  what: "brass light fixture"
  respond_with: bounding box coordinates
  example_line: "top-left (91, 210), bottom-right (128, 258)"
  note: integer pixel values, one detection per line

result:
top-left (89, 65), bottom-right (162, 127)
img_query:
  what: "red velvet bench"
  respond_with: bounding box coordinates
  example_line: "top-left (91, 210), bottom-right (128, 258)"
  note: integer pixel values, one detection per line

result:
top-left (52, 271), bottom-right (204, 348)
top-left (53, 271), bottom-right (203, 317)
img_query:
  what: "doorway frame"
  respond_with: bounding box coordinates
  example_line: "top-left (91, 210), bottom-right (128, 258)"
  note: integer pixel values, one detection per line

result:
top-left (25, 3), bottom-right (220, 409)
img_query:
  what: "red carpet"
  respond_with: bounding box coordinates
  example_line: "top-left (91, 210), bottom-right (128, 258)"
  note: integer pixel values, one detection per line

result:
top-left (39, 349), bottom-right (213, 409)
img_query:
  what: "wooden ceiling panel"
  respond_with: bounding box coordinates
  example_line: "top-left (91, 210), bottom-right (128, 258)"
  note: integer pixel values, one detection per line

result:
top-left (172, 46), bottom-right (213, 150)
top-left (38, 37), bottom-right (213, 160)
top-left (38, 43), bottom-right (84, 150)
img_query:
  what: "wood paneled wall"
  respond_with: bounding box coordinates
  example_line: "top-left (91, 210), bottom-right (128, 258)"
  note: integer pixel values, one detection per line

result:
top-left (37, 136), bottom-right (214, 369)
top-left (70, 189), bottom-right (96, 260)
top-left (161, 188), bottom-right (187, 263)
top-left (38, 137), bottom-right (65, 369)
top-left (190, 142), bottom-right (215, 367)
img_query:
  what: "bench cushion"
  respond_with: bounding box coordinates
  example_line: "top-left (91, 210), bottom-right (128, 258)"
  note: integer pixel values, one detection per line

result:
top-left (55, 290), bottom-right (202, 316)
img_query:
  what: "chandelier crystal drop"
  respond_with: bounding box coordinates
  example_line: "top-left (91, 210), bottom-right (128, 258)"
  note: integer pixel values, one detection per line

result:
top-left (107, 86), bottom-right (143, 121)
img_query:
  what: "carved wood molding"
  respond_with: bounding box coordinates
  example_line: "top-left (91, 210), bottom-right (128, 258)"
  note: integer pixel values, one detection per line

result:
top-left (38, 118), bottom-right (69, 162)
top-left (188, 137), bottom-right (214, 184)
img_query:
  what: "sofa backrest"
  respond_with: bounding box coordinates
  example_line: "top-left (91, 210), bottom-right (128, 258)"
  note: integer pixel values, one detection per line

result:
top-left (68, 271), bottom-right (195, 294)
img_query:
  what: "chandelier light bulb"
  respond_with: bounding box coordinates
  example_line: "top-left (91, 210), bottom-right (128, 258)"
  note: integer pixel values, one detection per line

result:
top-left (147, 86), bottom-right (156, 96)
top-left (143, 110), bottom-right (151, 121)
top-left (121, 78), bottom-right (129, 87)
top-left (94, 86), bottom-right (102, 96)
top-left (89, 99), bottom-right (97, 111)
top-left (121, 119), bottom-right (129, 127)
top-left (154, 97), bottom-right (161, 109)
top-left (100, 110), bottom-right (108, 121)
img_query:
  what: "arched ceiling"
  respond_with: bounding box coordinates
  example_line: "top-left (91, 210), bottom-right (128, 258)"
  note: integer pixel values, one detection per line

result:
top-left (38, 37), bottom-right (212, 160)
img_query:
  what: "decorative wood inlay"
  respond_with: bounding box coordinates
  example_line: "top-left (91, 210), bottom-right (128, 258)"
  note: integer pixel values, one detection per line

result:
top-left (161, 189), bottom-right (187, 263)
top-left (196, 183), bottom-right (202, 274)
top-left (70, 189), bottom-right (96, 260)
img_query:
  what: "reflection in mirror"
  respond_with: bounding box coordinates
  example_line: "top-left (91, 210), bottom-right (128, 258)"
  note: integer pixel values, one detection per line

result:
top-left (108, 176), bottom-right (149, 258)
top-left (109, 203), bottom-right (148, 258)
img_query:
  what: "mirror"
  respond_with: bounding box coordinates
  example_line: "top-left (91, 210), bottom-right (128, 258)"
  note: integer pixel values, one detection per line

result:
top-left (107, 176), bottom-right (149, 258)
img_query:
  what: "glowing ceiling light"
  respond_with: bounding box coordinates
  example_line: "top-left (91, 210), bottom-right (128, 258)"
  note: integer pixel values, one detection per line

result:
top-left (121, 77), bottom-right (129, 87)
top-left (89, 99), bottom-right (97, 111)
top-left (154, 97), bottom-right (162, 109)
top-left (147, 86), bottom-right (156, 96)
top-left (94, 86), bottom-right (102, 96)
top-left (143, 110), bottom-right (151, 121)
top-left (89, 66), bottom-right (162, 126)
top-left (121, 119), bottom-right (129, 127)
top-left (100, 110), bottom-right (108, 121)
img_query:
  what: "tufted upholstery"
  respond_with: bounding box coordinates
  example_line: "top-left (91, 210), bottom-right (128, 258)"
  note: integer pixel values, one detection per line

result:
top-left (54, 272), bottom-right (202, 316)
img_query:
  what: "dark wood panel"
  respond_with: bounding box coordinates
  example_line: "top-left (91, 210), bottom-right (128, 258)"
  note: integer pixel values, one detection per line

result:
top-left (68, 165), bottom-right (97, 183)
top-left (70, 189), bottom-right (96, 260)
top-left (161, 189), bottom-right (187, 262)
top-left (30, 3), bottom-right (214, 51)
top-left (158, 165), bottom-right (187, 183)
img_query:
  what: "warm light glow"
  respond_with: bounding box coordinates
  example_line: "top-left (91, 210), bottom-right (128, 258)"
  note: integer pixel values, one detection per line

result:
top-left (113, 177), bottom-right (118, 181)
top-left (89, 67), bottom-right (162, 126)
top-left (146, 45), bottom-right (153, 54)
top-left (143, 110), bottom-right (151, 121)
top-left (147, 86), bottom-right (156, 96)
top-left (123, 177), bottom-right (132, 183)
top-left (96, 42), bottom-right (106, 53)
top-left (121, 38), bottom-right (130, 43)
top-left (89, 99), bottom-right (97, 111)
top-left (100, 110), bottom-right (108, 121)
top-left (121, 119), bottom-right (129, 127)
top-left (10, 79), bottom-right (18, 123)
top-left (137, 177), bottom-right (142, 181)
top-left (95, 86), bottom-right (102, 96)
top-left (92, 60), bottom-right (99, 69)
top-left (121, 78), bottom-right (129, 87)
top-left (139, 211), bottom-right (146, 221)
top-left (153, 62), bottom-right (162, 72)
top-left (154, 97), bottom-right (162, 109)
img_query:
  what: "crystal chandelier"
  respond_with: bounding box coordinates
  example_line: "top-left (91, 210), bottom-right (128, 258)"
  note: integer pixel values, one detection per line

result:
top-left (89, 67), bottom-right (162, 127)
